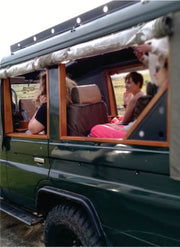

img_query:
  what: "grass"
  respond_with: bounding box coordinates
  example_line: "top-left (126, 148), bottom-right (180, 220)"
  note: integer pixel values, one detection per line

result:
top-left (12, 84), bottom-right (39, 106)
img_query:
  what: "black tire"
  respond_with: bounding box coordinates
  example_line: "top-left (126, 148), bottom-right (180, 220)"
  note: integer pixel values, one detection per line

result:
top-left (44, 204), bottom-right (105, 247)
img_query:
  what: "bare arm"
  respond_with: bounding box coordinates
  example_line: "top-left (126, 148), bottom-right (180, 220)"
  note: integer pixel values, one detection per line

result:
top-left (28, 95), bottom-right (47, 134)
top-left (28, 111), bottom-right (45, 134)
top-left (120, 97), bottom-right (137, 124)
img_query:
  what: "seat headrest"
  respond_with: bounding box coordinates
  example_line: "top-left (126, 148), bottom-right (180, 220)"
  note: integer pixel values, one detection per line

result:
top-left (146, 82), bottom-right (158, 96)
top-left (71, 84), bottom-right (102, 104)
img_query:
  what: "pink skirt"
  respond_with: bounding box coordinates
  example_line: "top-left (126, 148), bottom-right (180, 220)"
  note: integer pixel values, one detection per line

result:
top-left (90, 123), bottom-right (127, 138)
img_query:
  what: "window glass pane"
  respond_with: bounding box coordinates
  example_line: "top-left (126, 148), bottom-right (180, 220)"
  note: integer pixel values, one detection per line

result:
top-left (11, 83), bottom-right (39, 108)
top-left (111, 69), bottom-right (150, 116)
top-left (9, 70), bottom-right (47, 134)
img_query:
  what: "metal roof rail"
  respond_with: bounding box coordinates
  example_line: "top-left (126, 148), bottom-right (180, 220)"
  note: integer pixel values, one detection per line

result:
top-left (1, 0), bottom-right (180, 68)
top-left (10, 1), bottom-right (136, 53)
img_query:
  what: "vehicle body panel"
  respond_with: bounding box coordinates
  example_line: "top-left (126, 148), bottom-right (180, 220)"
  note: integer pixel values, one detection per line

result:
top-left (5, 137), bottom-right (49, 208)
top-left (48, 142), bottom-right (180, 245)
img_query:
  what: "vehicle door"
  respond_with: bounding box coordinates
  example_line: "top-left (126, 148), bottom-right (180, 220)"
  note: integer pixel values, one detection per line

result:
top-left (2, 70), bottom-right (50, 209)
top-left (0, 79), bottom-right (9, 197)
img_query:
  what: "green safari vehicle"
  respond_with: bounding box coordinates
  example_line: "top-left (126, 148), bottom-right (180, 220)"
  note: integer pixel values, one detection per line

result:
top-left (1, 1), bottom-right (180, 246)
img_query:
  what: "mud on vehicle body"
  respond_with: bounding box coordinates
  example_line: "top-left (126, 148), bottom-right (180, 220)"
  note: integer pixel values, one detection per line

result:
top-left (1, 1), bottom-right (180, 246)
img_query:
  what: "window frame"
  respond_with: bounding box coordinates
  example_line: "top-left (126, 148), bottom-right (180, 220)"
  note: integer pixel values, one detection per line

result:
top-left (59, 62), bottom-right (169, 147)
top-left (106, 63), bottom-right (147, 118)
top-left (3, 68), bottom-right (50, 139)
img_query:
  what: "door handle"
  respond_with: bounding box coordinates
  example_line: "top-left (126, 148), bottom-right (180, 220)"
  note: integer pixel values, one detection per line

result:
top-left (34, 157), bottom-right (44, 164)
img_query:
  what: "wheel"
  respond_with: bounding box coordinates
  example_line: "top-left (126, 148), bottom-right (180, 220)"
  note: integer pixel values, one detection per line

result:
top-left (44, 204), bottom-right (105, 246)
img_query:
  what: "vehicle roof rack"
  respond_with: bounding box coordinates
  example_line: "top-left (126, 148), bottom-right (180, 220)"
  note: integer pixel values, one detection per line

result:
top-left (10, 1), bottom-right (137, 53)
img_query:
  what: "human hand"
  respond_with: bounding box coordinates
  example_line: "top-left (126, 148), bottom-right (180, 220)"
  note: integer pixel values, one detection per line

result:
top-left (133, 49), bottom-right (144, 61)
top-left (133, 44), bottom-right (152, 61)
top-left (111, 117), bottom-right (120, 124)
top-left (123, 92), bottom-right (132, 107)
top-left (134, 44), bottom-right (152, 54)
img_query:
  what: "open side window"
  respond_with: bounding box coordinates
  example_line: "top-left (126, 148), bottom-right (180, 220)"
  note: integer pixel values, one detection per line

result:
top-left (3, 68), bottom-right (49, 139)
top-left (59, 44), bottom-right (169, 147)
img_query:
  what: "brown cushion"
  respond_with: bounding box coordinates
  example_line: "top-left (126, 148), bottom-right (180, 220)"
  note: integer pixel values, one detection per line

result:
top-left (133, 95), bottom-right (152, 120)
top-left (132, 82), bottom-right (158, 121)
top-left (19, 99), bottom-right (36, 119)
top-left (71, 84), bottom-right (102, 104)
top-left (146, 82), bottom-right (158, 96)
top-left (67, 101), bottom-right (108, 136)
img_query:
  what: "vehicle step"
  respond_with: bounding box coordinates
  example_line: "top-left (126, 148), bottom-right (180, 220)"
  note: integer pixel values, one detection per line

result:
top-left (0, 198), bottom-right (43, 226)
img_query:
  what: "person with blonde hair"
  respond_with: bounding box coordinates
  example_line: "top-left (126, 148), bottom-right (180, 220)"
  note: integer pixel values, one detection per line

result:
top-left (28, 72), bottom-right (77, 134)
top-left (154, 54), bottom-right (168, 88)
top-left (66, 77), bottom-right (77, 105)
top-left (28, 72), bottom-right (47, 134)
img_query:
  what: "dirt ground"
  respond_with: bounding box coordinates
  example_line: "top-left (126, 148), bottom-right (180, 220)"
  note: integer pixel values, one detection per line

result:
top-left (0, 211), bottom-right (44, 247)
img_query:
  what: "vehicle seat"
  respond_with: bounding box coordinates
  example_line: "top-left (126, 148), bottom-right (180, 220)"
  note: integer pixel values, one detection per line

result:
top-left (67, 84), bottom-right (108, 136)
top-left (133, 82), bottom-right (158, 120)
top-left (19, 98), bottom-right (36, 119)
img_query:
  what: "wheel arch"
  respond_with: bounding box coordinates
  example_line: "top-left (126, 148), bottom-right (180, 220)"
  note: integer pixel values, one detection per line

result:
top-left (36, 186), bottom-right (107, 243)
